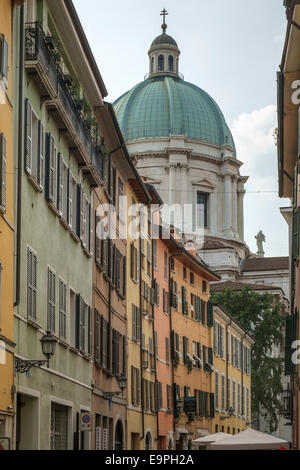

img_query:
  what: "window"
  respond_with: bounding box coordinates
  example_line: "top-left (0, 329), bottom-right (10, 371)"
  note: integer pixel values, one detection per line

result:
top-left (190, 272), bottom-right (194, 285)
top-left (76, 295), bottom-right (91, 356)
top-left (242, 384), bottom-right (245, 417)
top-left (27, 247), bottom-right (37, 320)
top-left (68, 170), bottom-right (77, 232)
top-left (0, 133), bottom-right (6, 211)
top-left (59, 279), bottom-right (67, 340)
top-left (164, 251), bottom-right (168, 280)
top-left (57, 154), bottom-right (68, 220)
top-left (232, 379), bottom-right (236, 414)
top-left (151, 57), bottom-right (154, 73)
top-left (202, 280), bottom-right (207, 293)
top-left (47, 268), bottom-right (56, 332)
top-left (237, 382), bottom-right (241, 416)
top-left (0, 34), bottom-right (9, 87)
top-left (112, 329), bottom-right (120, 376)
top-left (183, 336), bottom-right (188, 364)
top-left (45, 133), bottom-right (56, 203)
top-left (165, 337), bottom-right (169, 363)
top-left (153, 240), bottom-right (157, 268)
top-left (183, 266), bottom-right (187, 280)
top-left (132, 304), bottom-right (141, 341)
top-left (24, 100), bottom-right (44, 188)
top-left (158, 54), bottom-right (164, 71)
top-left (70, 289), bottom-right (76, 347)
top-left (168, 55), bottom-right (174, 72)
top-left (130, 242), bottom-right (139, 282)
top-left (118, 177), bottom-right (125, 223)
top-left (147, 242), bottom-right (151, 276)
top-left (227, 377), bottom-right (231, 409)
top-left (246, 387), bottom-right (249, 418)
top-left (196, 192), bottom-right (209, 228)
top-left (182, 286), bottom-right (187, 315)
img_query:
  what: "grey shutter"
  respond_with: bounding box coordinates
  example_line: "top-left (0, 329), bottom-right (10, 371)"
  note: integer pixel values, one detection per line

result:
top-left (48, 269), bottom-right (55, 333)
top-left (57, 153), bottom-right (63, 213)
top-left (123, 256), bottom-right (126, 296)
top-left (88, 306), bottom-right (92, 355)
top-left (136, 307), bottom-right (141, 342)
top-left (131, 366), bottom-right (135, 405)
top-left (116, 331), bottom-right (120, 375)
top-left (88, 203), bottom-right (92, 252)
top-left (0, 133), bottom-right (6, 210)
top-left (38, 121), bottom-right (44, 188)
top-left (75, 294), bottom-right (80, 349)
top-left (76, 184), bottom-right (82, 238)
top-left (67, 169), bottom-right (72, 228)
top-left (0, 35), bottom-right (9, 85)
top-left (136, 368), bottom-right (140, 405)
top-left (24, 99), bottom-right (32, 174)
top-left (45, 133), bottom-right (55, 202)
top-left (112, 329), bottom-right (116, 374)
top-left (27, 248), bottom-right (37, 320)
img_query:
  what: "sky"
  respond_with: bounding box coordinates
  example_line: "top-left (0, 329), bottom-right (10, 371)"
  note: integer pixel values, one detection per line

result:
top-left (73, 0), bottom-right (290, 257)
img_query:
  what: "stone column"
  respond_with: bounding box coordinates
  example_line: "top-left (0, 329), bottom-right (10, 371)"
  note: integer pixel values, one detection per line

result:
top-left (168, 164), bottom-right (176, 208)
top-left (237, 189), bottom-right (246, 242)
top-left (224, 173), bottom-right (232, 237)
top-left (232, 176), bottom-right (238, 237)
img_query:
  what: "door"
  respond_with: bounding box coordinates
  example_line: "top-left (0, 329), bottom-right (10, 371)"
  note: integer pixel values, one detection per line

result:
top-left (50, 403), bottom-right (68, 450)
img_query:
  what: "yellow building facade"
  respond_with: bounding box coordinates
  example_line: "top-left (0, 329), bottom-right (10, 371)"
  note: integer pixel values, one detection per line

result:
top-left (126, 180), bottom-right (158, 450)
top-left (0, 0), bottom-right (15, 450)
top-left (211, 305), bottom-right (254, 435)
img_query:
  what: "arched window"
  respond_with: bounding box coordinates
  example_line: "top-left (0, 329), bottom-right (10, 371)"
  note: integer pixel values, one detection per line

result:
top-left (145, 432), bottom-right (152, 450)
top-left (168, 55), bottom-right (174, 72)
top-left (158, 55), bottom-right (164, 72)
top-left (151, 57), bottom-right (154, 74)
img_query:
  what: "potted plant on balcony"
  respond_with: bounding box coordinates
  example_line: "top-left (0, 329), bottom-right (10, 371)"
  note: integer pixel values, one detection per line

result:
top-left (186, 412), bottom-right (195, 423)
top-left (173, 352), bottom-right (180, 369)
top-left (187, 358), bottom-right (193, 374)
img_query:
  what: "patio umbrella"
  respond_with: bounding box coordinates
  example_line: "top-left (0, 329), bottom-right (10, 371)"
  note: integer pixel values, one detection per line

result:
top-left (207, 428), bottom-right (289, 450)
top-left (192, 432), bottom-right (231, 445)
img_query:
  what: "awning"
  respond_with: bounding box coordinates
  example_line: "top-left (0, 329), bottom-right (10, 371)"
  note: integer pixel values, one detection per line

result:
top-left (192, 432), bottom-right (231, 445)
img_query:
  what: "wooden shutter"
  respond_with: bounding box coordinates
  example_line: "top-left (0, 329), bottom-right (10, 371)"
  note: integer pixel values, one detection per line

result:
top-left (136, 307), bottom-right (141, 342)
top-left (88, 306), bottom-right (92, 356)
top-left (57, 153), bottom-right (63, 213)
top-left (94, 309), bottom-right (100, 365)
top-left (37, 121), bottom-right (44, 188)
top-left (27, 248), bottom-right (37, 320)
top-left (47, 269), bottom-right (56, 333)
top-left (24, 100), bottom-right (32, 174)
top-left (132, 304), bottom-right (136, 340)
top-left (207, 301), bottom-right (213, 327)
top-left (131, 366), bottom-right (135, 405)
top-left (0, 133), bottom-right (6, 210)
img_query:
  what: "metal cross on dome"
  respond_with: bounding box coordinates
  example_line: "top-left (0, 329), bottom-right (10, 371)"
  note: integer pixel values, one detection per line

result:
top-left (160, 8), bottom-right (168, 29)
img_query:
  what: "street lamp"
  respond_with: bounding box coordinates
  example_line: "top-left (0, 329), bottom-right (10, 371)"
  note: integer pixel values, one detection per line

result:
top-left (15, 331), bottom-right (57, 374)
top-left (102, 374), bottom-right (127, 400)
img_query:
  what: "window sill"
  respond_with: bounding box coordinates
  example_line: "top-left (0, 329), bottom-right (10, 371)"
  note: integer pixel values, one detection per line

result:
top-left (27, 318), bottom-right (40, 330)
top-left (82, 246), bottom-right (92, 258)
top-left (95, 260), bottom-right (104, 272)
top-left (47, 201), bottom-right (61, 217)
top-left (70, 231), bottom-right (80, 244)
top-left (57, 338), bottom-right (69, 349)
top-left (27, 174), bottom-right (43, 193)
top-left (59, 216), bottom-right (71, 231)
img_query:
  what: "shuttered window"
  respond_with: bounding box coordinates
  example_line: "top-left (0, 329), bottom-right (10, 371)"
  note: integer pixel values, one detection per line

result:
top-left (232, 380), bottom-right (236, 413)
top-left (0, 34), bottom-right (9, 87)
top-left (227, 377), bottom-right (231, 409)
top-left (47, 268), bottom-right (56, 332)
top-left (200, 299), bottom-right (205, 324)
top-left (183, 336), bottom-right (188, 364)
top-left (182, 286), bottom-right (187, 315)
top-left (165, 337), bottom-right (169, 363)
top-left (207, 301), bottom-right (213, 326)
top-left (237, 382), bottom-right (241, 416)
top-left (27, 247), bottom-right (37, 320)
top-left (210, 393), bottom-right (215, 418)
top-left (221, 374), bottom-right (225, 411)
top-left (0, 133), bottom-right (6, 211)
top-left (45, 133), bottom-right (56, 203)
top-left (59, 279), bottom-right (67, 340)
top-left (94, 309), bottom-right (100, 366)
top-left (37, 121), bottom-right (44, 188)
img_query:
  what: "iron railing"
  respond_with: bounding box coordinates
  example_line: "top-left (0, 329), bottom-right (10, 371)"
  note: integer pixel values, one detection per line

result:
top-left (25, 22), bottom-right (57, 93)
top-left (25, 22), bottom-right (103, 182)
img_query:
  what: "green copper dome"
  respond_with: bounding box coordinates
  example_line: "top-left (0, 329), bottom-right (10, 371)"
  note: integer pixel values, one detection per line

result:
top-left (113, 76), bottom-right (235, 152)
top-left (151, 32), bottom-right (178, 48)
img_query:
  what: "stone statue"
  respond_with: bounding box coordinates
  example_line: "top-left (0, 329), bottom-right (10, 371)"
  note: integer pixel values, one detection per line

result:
top-left (255, 230), bottom-right (265, 258)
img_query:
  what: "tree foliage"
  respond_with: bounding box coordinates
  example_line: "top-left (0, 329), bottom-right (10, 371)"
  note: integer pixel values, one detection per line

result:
top-left (211, 285), bottom-right (285, 432)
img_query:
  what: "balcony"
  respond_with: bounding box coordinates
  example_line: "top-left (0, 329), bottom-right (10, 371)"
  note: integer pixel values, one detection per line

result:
top-left (25, 22), bottom-right (57, 99)
top-left (24, 22), bottom-right (103, 187)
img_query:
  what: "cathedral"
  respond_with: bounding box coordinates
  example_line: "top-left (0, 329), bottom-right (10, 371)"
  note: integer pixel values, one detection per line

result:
top-left (113, 12), bottom-right (289, 303)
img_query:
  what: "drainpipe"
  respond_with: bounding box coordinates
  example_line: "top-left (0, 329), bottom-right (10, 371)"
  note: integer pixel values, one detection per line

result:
top-left (225, 318), bottom-right (232, 413)
top-left (241, 332), bottom-right (246, 423)
top-left (168, 249), bottom-right (182, 441)
top-left (139, 229), bottom-right (145, 443)
top-left (15, 4), bottom-right (24, 307)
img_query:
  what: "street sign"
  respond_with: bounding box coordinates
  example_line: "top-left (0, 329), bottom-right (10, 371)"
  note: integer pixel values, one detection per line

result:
top-left (183, 397), bottom-right (197, 413)
top-left (80, 412), bottom-right (92, 432)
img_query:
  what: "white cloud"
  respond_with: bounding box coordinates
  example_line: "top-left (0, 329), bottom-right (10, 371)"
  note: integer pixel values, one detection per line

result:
top-left (230, 105), bottom-right (289, 257)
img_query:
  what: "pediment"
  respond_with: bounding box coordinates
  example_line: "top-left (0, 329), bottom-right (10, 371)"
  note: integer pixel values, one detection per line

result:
top-left (191, 178), bottom-right (216, 189)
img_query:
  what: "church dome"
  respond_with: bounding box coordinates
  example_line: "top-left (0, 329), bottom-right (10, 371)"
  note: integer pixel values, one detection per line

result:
top-left (113, 76), bottom-right (235, 151)
top-left (151, 33), bottom-right (178, 48)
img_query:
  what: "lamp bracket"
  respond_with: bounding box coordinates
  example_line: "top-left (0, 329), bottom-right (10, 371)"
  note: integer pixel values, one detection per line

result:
top-left (15, 358), bottom-right (47, 374)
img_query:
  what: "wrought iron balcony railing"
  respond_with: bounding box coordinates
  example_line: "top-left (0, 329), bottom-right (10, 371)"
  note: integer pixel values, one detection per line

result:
top-left (25, 22), bottom-right (58, 97)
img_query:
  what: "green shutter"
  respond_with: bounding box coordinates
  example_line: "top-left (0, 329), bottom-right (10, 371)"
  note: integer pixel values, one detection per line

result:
top-left (207, 301), bottom-right (213, 327)
top-left (208, 347), bottom-right (213, 366)
top-left (183, 336), bottom-right (188, 364)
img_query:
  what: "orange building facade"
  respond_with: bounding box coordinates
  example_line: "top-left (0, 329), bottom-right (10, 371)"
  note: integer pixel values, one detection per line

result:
top-left (168, 241), bottom-right (219, 449)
